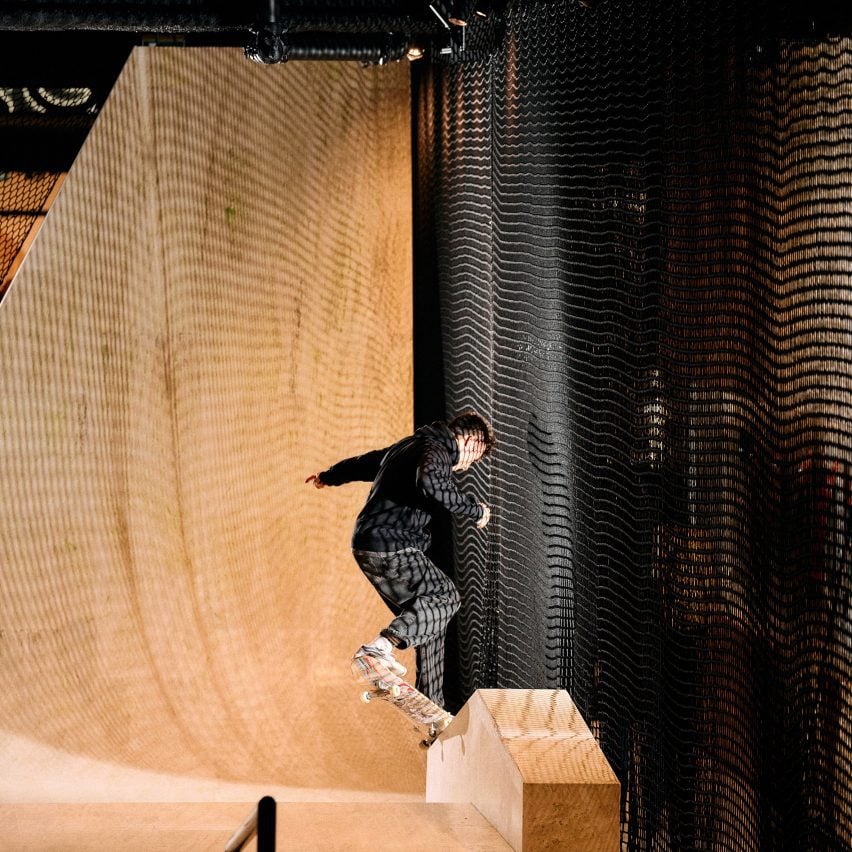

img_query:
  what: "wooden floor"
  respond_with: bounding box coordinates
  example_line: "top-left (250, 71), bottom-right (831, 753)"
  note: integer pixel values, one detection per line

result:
top-left (0, 802), bottom-right (511, 851)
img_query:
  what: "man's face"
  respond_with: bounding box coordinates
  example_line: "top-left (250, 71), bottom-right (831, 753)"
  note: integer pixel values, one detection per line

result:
top-left (453, 431), bottom-right (486, 471)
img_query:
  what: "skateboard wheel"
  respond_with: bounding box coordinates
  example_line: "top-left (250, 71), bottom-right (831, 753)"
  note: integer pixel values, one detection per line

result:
top-left (360, 691), bottom-right (373, 704)
top-left (389, 685), bottom-right (401, 698)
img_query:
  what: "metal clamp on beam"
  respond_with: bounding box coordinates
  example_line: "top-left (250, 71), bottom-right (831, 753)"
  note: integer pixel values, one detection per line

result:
top-left (245, 0), bottom-right (288, 63)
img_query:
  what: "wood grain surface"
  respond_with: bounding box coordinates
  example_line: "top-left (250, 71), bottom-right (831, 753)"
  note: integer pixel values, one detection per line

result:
top-left (0, 47), bottom-right (418, 804)
top-left (0, 802), bottom-right (512, 851)
top-left (427, 689), bottom-right (621, 851)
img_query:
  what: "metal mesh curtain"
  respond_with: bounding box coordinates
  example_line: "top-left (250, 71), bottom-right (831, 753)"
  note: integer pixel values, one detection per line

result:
top-left (413, 1), bottom-right (851, 849)
top-left (0, 172), bottom-right (59, 294)
top-left (0, 33), bottom-right (130, 298)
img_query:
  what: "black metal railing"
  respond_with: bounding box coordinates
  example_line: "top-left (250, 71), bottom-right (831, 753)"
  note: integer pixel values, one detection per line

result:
top-left (225, 796), bottom-right (276, 852)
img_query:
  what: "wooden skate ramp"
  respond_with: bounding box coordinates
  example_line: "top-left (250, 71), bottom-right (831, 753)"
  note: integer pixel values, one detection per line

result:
top-left (0, 47), bottom-right (418, 803)
top-left (427, 690), bottom-right (621, 851)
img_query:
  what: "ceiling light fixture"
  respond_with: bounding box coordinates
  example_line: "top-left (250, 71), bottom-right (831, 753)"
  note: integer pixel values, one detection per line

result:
top-left (448, 2), bottom-right (469, 26)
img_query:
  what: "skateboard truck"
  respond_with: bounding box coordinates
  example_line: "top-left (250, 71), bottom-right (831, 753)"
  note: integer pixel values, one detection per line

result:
top-left (420, 717), bottom-right (452, 750)
top-left (360, 681), bottom-right (402, 702)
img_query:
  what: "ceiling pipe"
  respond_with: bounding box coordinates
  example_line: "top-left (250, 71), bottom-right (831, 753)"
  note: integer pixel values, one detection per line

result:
top-left (246, 31), bottom-right (410, 64)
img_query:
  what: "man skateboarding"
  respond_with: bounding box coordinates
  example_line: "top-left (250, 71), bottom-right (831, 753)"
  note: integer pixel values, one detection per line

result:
top-left (306, 410), bottom-right (494, 709)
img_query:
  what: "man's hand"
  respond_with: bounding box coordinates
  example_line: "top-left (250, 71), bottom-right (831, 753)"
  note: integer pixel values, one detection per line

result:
top-left (305, 474), bottom-right (326, 489)
top-left (476, 503), bottom-right (491, 529)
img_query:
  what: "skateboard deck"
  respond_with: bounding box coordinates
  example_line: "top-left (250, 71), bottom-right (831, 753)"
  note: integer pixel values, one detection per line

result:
top-left (351, 653), bottom-right (453, 748)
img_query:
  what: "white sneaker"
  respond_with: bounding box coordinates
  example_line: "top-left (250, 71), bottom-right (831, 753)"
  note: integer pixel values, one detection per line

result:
top-left (355, 635), bottom-right (407, 677)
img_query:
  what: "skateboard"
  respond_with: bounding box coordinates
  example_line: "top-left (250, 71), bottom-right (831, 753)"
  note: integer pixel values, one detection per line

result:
top-left (351, 653), bottom-right (453, 749)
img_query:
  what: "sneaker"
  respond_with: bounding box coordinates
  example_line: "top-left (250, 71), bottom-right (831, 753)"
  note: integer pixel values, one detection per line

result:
top-left (355, 636), bottom-right (407, 677)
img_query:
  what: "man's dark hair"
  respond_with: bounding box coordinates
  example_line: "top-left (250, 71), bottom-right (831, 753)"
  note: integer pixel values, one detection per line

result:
top-left (448, 409), bottom-right (496, 458)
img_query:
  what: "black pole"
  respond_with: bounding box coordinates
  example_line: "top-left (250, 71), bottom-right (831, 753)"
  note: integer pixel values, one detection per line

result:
top-left (256, 796), bottom-right (277, 852)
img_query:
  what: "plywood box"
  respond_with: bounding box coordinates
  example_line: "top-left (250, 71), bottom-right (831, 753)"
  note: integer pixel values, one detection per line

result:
top-left (426, 689), bottom-right (621, 851)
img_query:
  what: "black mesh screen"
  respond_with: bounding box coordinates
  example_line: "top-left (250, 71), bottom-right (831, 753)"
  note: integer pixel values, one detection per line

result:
top-left (0, 172), bottom-right (60, 294)
top-left (0, 33), bottom-right (131, 297)
top-left (413, 1), bottom-right (851, 849)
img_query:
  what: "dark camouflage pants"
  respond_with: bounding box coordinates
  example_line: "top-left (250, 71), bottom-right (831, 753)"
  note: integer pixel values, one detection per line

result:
top-left (353, 547), bottom-right (460, 708)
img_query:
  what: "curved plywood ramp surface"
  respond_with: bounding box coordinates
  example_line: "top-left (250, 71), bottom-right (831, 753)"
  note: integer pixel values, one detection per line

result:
top-left (0, 47), bottom-right (419, 803)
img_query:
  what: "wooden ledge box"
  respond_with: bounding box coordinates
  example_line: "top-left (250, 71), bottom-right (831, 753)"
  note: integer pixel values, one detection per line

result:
top-left (426, 689), bottom-right (621, 851)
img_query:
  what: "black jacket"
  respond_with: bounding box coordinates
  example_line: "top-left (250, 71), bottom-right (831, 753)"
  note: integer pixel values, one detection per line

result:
top-left (318, 421), bottom-right (484, 552)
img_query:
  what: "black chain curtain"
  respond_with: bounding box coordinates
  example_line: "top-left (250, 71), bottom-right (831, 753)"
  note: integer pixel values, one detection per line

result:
top-left (413, 1), bottom-right (851, 849)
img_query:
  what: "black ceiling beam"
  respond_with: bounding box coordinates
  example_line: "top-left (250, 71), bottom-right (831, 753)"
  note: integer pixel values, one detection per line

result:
top-left (0, 1), bottom-right (447, 35)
